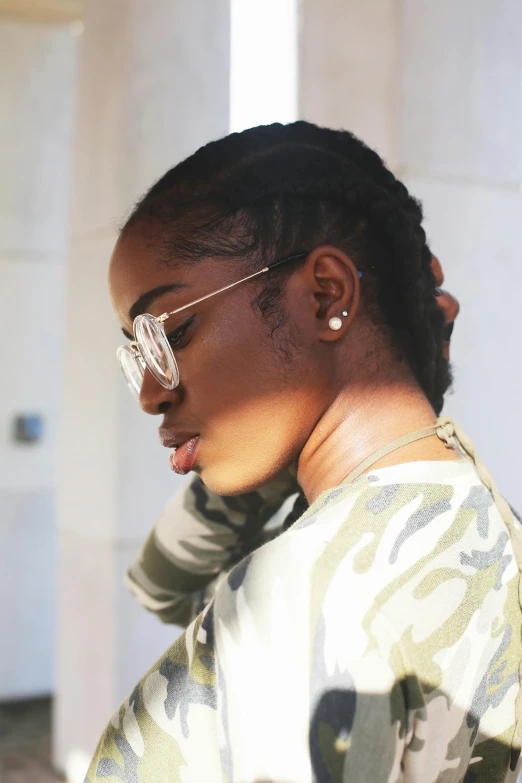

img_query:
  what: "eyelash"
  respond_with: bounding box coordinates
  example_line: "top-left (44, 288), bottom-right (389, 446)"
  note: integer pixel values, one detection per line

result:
top-left (165, 316), bottom-right (194, 349)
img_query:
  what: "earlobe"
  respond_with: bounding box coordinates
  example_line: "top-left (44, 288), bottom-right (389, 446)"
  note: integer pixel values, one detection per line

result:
top-left (307, 245), bottom-right (360, 342)
top-left (328, 317), bottom-right (343, 331)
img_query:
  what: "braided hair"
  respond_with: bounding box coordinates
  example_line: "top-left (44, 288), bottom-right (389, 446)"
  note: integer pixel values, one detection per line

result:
top-left (123, 121), bottom-right (451, 414)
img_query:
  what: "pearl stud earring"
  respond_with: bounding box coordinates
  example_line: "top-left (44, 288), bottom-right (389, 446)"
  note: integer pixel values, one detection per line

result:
top-left (329, 310), bottom-right (348, 331)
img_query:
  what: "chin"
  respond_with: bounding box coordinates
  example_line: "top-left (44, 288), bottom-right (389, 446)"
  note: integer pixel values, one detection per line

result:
top-left (198, 461), bottom-right (278, 497)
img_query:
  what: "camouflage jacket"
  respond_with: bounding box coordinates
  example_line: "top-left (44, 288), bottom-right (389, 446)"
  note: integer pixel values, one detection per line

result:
top-left (125, 470), bottom-right (307, 628)
top-left (87, 456), bottom-right (522, 782)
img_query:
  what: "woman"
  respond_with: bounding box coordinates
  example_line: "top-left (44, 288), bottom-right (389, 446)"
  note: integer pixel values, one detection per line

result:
top-left (88, 122), bottom-right (522, 782)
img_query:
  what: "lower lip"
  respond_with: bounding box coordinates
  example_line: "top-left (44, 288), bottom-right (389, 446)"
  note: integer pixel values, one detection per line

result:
top-left (169, 436), bottom-right (200, 475)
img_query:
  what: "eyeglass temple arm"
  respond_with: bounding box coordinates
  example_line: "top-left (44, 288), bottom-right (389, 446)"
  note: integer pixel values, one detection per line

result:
top-left (158, 253), bottom-right (308, 323)
top-left (158, 253), bottom-right (362, 323)
top-left (269, 254), bottom-right (363, 277)
top-left (265, 252), bottom-right (307, 270)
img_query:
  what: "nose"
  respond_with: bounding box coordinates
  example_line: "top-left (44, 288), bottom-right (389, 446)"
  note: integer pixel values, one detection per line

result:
top-left (138, 368), bottom-right (179, 415)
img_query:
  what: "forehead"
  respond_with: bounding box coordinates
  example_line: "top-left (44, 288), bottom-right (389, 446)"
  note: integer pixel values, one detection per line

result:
top-left (109, 230), bottom-right (171, 310)
top-left (108, 229), bottom-right (235, 324)
top-left (109, 229), bottom-right (201, 327)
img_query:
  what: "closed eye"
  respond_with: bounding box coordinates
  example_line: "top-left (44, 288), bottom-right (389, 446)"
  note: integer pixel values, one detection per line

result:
top-left (165, 315), bottom-right (195, 349)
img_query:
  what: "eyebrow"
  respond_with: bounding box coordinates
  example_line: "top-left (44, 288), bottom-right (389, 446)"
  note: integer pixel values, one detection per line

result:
top-left (128, 281), bottom-right (190, 323)
top-left (122, 281), bottom-right (191, 341)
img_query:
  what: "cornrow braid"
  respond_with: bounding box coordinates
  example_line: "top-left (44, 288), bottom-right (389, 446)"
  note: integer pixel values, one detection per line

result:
top-left (124, 122), bottom-right (451, 414)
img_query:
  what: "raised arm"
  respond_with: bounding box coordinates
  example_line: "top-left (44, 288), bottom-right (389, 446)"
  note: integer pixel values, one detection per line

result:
top-left (126, 471), bottom-right (306, 627)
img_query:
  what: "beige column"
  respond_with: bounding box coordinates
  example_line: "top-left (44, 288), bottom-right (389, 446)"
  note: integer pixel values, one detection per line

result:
top-left (54, 0), bottom-right (230, 777)
top-left (396, 0), bottom-right (522, 508)
top-left (299, 0), bottom-right (522, 509)
top-left (300, 0), bottom-right (398, 166)
top-left (0, 14), bottom-right (75, 699)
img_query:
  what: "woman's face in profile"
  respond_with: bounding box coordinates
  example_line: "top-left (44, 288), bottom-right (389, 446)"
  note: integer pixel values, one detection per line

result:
top-left (109, 228), bottom-right (335, 496)
top-left (109, 227), bottom-right (460, 497)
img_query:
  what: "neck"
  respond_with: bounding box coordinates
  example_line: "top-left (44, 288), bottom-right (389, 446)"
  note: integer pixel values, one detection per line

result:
top-left (297, 381), bottom-right (457, 504)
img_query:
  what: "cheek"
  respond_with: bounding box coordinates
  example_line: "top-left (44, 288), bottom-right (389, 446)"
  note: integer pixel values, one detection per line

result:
top-left (180, 309), bottom-right (285, 417)
top-left (176, 310), bottom-right (326, 493)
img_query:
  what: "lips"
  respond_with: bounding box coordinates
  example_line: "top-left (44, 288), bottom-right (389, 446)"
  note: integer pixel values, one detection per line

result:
top-left (159, 428), bottom-right (200, 475)
top-left (169, 436), bottom-right (200, 475)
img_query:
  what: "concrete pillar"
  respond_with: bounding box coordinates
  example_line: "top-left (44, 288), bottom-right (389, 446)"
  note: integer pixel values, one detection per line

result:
top-left (397, 0), bottom-right (522, 509)
top-left (54, 0), bottom-right (230, 776)
top-left (299, 0), bottom-right (522, 508)
top-left (0, 16), bottom-right (75, 700)
top-left (300, 0), bottom-right (398, 167)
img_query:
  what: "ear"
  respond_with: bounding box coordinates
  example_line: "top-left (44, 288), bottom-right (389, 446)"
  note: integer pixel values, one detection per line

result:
top-left (305, 245), bottom-right (362, 342)
top-left (430, 253), bottom-right (460, 360)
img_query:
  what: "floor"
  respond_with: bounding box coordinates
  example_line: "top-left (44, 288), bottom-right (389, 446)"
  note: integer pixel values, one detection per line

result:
top-left (0, 698), bottom-right (65, 783)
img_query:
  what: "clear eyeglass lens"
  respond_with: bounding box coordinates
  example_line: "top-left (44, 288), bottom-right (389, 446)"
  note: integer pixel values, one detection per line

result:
top-left (133, 313), bottom-right (180, 390)
top-left (117, 345), bottom-right (144, 400)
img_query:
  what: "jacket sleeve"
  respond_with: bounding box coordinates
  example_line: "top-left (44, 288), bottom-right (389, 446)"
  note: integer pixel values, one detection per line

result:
top-left (125, 471), bottom-right (306, 627)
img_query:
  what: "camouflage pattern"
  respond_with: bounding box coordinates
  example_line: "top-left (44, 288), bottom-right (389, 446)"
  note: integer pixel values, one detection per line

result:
top-left (88, 455), bottom-right (522, 782)
top-left (125, 470), bottom-right (306, 627)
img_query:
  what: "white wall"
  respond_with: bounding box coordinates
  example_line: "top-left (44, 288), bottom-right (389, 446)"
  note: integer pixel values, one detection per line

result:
top-left (397, 0), bottom-right (522, 509)
top-left (300, 0), bottom-right (398, 166)
top-left (300, 0), bottom-right (522, 510)
top-left (0, 17), bottom-right (76, 699)
top-left (54, 0), bottom-right (230, 774)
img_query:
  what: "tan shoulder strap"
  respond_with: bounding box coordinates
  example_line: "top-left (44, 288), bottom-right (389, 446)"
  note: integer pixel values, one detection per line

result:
top-left (343, 417), bottom-right (520, 567)
top-left (341, 424), bottom-right (439, 485)
top-left (436, 417), bottom-right (522, 563)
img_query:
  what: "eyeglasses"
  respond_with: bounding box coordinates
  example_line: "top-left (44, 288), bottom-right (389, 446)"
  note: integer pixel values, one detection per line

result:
top-left (117, 252), bottom-right (307, 400)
